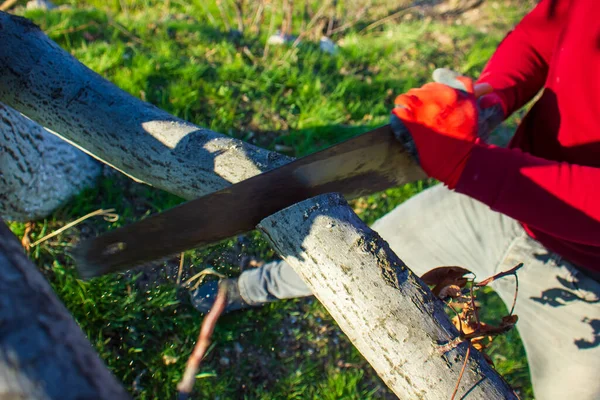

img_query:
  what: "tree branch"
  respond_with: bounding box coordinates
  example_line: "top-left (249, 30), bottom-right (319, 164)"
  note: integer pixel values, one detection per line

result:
top-left (0, 220), bottom-right (129, 399)
top-left (0, 12), bottom-right (292, 201)
top-left (0, 102), bottom-right (100, 221)
top-left (258, 193), bottom-right (517, 399)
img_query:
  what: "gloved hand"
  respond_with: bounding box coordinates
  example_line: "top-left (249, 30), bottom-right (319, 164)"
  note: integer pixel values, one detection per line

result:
top-left (431, 68), bottom-right (506, 123)
top-left (391, 70), bottom-right (503, 188)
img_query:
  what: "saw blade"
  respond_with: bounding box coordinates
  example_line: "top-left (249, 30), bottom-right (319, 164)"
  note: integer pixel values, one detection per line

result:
top-left (74, 124), bottom-right (425, 278)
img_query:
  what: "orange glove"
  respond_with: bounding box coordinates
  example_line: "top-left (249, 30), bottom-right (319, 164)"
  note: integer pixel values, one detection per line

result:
top-left (392, 76), bottom-right (492, 188)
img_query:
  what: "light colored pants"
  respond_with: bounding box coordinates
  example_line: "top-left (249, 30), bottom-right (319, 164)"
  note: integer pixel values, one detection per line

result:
top-left (238, 185), bottom-right (600, 400)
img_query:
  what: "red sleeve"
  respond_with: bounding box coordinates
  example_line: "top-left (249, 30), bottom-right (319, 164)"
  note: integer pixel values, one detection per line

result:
top-left (476, 0), bottom-right (571, 116)
top-left (456, 144), bottom-right (600, 246)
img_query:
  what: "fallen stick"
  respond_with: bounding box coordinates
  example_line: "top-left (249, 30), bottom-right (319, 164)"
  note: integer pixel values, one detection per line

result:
top-left (177, 282), bottom-right (229, 398)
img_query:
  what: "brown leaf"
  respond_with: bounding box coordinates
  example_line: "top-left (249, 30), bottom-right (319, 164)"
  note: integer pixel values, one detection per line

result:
top-left (452, 314), bottom-right (484, 336)
top-left (470, 334), bottom-right (493, 350)
top-left (500, 314), bottom-right (519, 328)
top-left (463, 315), bottom-right (518, 340)
top-left (438, 284), bottom-right (462, 299)
top-left (421, 266), bottom-right (471, 286)
top-left (451, 315), bottom-right (462, 333)
top-left (471, 340), bottom-right (486, 351)
top-left (421, 266), bottom-right (472, 296)
top-left (21, 222), bottom-right (33, 250)
top-left (451, 301), bottom-right (472, 309)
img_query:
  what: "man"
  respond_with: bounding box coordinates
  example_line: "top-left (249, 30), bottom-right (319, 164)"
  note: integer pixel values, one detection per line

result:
top-left (192, 0), bottom-right (600, 398)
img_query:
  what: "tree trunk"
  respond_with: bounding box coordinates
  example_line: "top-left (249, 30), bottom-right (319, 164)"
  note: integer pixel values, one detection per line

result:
top-left (0, 220), bottom-right (129, 399)
top-left (258, 193), bottom-right (517, 399)
top-left (0, 12), bottom-right (292, 201)
top-left (0, 12), bottom-right (515, 397)
top-left (0, 102), bottom-right (100, 221)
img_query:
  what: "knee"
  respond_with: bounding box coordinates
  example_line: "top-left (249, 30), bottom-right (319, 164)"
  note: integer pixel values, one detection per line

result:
top-left (532, 361), bottom-right (600, 400)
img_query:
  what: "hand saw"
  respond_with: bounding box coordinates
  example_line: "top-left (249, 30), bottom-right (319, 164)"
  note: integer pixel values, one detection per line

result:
top-left (74, 70), bottom-right (503, 279)
top-left (74, 124), bottom-right (427, 278)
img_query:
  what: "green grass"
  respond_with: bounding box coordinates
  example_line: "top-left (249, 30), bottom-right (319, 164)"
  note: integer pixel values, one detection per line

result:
top-left (8, 1), bottom-right (535, 398)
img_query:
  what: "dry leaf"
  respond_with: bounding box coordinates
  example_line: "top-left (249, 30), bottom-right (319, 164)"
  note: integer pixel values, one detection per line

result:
top-left (434, 263), bottom-right (522, 372)
top-left (21, 222), bottom-right (33, 250)
top-left (421, 266), bottom-right (471, 296)
top-left (438, 284), bottom-right (462, 299)
top-left (500, 314), bottom-right (519, 328)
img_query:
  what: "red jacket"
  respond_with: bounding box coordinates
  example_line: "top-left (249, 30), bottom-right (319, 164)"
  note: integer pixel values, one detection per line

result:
top-left (457, 0), bottom-right (600, 272)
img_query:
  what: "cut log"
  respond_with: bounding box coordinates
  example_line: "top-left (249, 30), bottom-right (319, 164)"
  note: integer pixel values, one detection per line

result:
top-left (258, 193), bottom-right (517, 399)
top-left (0, 220), bottom-right (129, 399)
top-left (0, 12), bottom-right (292, 201)
top-left (0, 102), bottom-right (100, 221)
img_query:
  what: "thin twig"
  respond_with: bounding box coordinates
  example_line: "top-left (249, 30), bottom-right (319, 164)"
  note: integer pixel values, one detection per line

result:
top-left (61, 22), bottom-right (100, 35)
top-left (242, 46), bottom-right (256, 64)
top-left (176, 252), bottom-right (185, 285)
top-left (107, 17), bottom-right (144, 45)
top-left (326, 0), bottom-right (337, 37)
top-left (0, 0), bottom-right (19, 11)
top-left (451, 345), bottom-right (471, 400)
top-left (476, 263), bottom-right (524, 287)
top-left (45, 20), bottom-right (98, 36)
top-left (359, 4), bottom-right (419, 34)
top-left (331, 3), bottom-right (370, 34)
top-left (30, 209), bottom-right (118, 247)
top-left (177, 282), bottom-right (229, 397)
top-left (509, 273), bottom-right (519, 316)
top-left (48, 18), bottom-right (142, 45)
top-left (469, 279), bottom-right (481, 330)
top-left (447, 302), bottom-right (464, 334)
top-left (183, 268), bottom-right (226, 290)
top-left (436, 336), bottom-right (464, 355)
top-left (291, 0), bottom-right (329, 47)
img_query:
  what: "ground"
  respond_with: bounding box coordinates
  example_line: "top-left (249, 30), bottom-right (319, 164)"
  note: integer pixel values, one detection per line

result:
top-left (7, 0), bottom-right (536, 398)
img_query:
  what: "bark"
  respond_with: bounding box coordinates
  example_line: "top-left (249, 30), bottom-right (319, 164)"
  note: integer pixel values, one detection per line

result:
top-left (258, 193), bottom-right (517, 400)
top-left (0, 12), bottom-right (292, 201)
top-left (0, 220), bottom-right (129, 399)
top-left (0, 102), bottom-right (100, 221)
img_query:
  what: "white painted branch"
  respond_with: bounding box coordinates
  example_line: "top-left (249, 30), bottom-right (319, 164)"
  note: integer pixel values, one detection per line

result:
top-left (258, 193), bottom-right (517, 400)
top-left (0, 220), bottom-right (129, 399)
top-left (0, 102), bottom-right (100, 221)
top-left (0, 12), bottom-right (292, 201)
